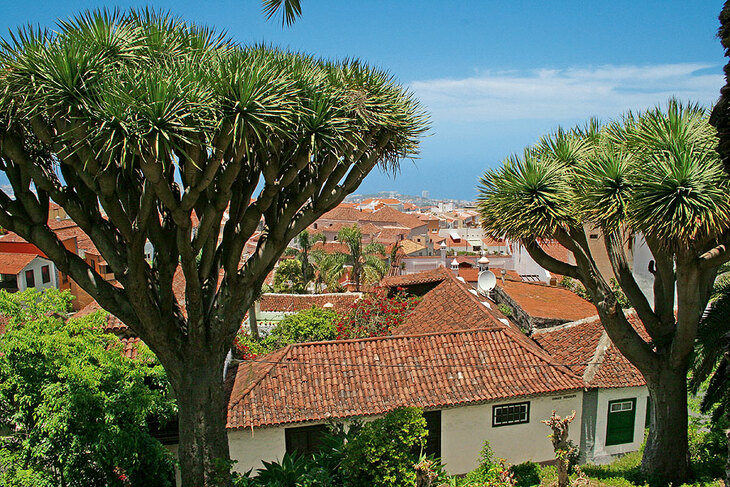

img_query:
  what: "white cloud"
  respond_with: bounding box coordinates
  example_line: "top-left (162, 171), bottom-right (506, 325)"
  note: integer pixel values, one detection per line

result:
top-left (410, 63), bottom-right (723, 123)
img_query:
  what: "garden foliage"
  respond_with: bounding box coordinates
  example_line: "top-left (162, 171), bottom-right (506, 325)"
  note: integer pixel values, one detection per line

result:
top-left (335, 288), bottom-right (419, 339)
top-left (0, 289), bottom-right (176, 487)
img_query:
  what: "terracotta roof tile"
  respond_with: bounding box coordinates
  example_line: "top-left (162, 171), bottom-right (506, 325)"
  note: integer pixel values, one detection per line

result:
top-left (259, 293), bottom-right (361, 314)
top-left (360, 206), bottom-right (425, 230)
top-left (380, 266), bottom-right (452, 288)
top-left (311, 242), bottom-right (349, 254)
top-left (0, 253), bottom-right (42, 275)
top-left (120, 337), bottom-right (143, 359)
top-left (458, 267), bottom-right (480, 283)
top-left (393, 275), bottom-right (505, 335)
top-left (226, 329), bottom-right (585, 429)
top-left (497, 280), bottom-right (596, 322)
top-left (533, 312), bottom-right (648, 388)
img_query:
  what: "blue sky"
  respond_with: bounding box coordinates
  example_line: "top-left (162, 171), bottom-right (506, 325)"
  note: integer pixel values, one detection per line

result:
top-left (0, 1), bottom-right (725, 200)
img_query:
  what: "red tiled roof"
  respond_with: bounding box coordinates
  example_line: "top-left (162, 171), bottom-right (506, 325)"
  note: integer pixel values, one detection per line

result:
top-left (318, 206), bottom-right (366, 222)
top-left (446, 236), bottom-right (470, 248)
top-left (458, 267), bottom-right (480, 283)
top-left (120, 336), bottom-right (143, 359)
top-left (0, 253), bottom-right (42, 275)
top-left (361, 198), bottom-right (401, 205)
top-left (259, 293), bottom-right (361, 314)
top-left (226, 328), bottom-right (585, 429)
top-left (311, 241), bottom-right (349, 254)
top-left (532, 312), bottom-right (648, 388)
top-left (74, 300), bottom-right (130, 334)
top-left (393, 274), bottom-right (505, 335)
top-left (497, 280), bottom-right (596, 322)
top-left (380, 266), bottom-right (452, 288)
top-left (360, 206), bottom-right (425, 230)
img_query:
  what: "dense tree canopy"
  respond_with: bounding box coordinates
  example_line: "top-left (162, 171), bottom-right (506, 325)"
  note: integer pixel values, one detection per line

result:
top-left (0, 9), bottom-right (427, 486)
top-left (0, 289), bottom-right (176, 487)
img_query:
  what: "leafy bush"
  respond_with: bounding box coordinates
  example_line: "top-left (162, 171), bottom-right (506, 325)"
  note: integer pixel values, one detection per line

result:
top-left (234, 307), bottom-right (339, 359)
top-left (269, 307), bottom-right (339, 345)
top-left (689, 413), bottom-right (728, 481)
top-left (0, 289), bottom-right (176, 487)
top-left (461, 440), bottom-right (514, 486)
top-left (509, 461), bottom-right (541, 487)
top-left (255, 453), bottom-right (314, 487)
top-left (341, 407), bottom-right (427, 487)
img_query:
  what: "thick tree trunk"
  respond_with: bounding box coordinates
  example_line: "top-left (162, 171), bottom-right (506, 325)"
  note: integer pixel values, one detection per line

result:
top-left (642, 363), bottom-right (691, 485)
top-left (176, 360), bottom-right (232, 487)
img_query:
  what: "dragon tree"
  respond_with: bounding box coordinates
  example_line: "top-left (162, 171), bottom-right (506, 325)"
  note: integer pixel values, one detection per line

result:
top-left (0, 10), bottom-right (427, 486)
top-left (478, 101), bottom-right (730, 484)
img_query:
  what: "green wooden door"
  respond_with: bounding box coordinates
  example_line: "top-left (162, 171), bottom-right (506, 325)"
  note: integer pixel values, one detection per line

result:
top-left (606, 398), bottom-right (636, 446)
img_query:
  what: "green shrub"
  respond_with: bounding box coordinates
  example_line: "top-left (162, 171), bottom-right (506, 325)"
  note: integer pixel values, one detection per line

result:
top-left (0, 289), bottom-right (176, 487)
top-left (269, 307), bottom-right (339, 345)
top-left (254, 452), bottom-right (314, 487)
top-left (341, 407), bottom-right (427, 487)
top-left (462, 440), bottom-right (513, 486)
top-left (688, 414), bottom-right (728, 481)
top-left (510, 461), bottom-right (541, 487)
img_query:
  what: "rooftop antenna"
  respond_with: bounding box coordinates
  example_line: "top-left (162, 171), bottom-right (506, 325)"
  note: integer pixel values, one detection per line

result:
top-left (477, 270), bottom-right (497, 298)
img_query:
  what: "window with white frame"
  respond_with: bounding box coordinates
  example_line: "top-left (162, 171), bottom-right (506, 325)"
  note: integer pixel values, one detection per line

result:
top-left (492, 401), bottom-right (530, 427)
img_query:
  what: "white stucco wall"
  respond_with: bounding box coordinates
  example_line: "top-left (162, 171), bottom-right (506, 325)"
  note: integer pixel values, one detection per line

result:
top-left (18, 257), bottom-right (58, 292)
top-left (591, 386), bottom-right (649, 463)
top-left (441, 393), bottom-right (583, 475)
top-left (229, 426), bottom-right (287, 474)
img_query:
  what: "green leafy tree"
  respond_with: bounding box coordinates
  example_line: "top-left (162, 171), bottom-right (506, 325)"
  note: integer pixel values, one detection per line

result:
top-left (234, 306), bottom-right (339, 358)
top-left (0, 10), bottom-right (426, 485)
top-left (341, 407), bottom-right (427, 487)
top-left (310, 249), bottom-right (345, 292)
top-left (297, 230), bottom-right (326, 290)
top-left (0, 289), bottom-right (176, 487)
top-left (478, 100), bottom-right (730, 484)
top-left (269, 306), bottom-right (338, 344)
top-left (273, 259), bottom-right (308, 293)
top-left (328, 225), bottom-right (388, 291)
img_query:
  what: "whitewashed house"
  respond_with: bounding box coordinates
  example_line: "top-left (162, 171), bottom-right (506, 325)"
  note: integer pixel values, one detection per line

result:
top-left (205, 269), bottom-right (649, 476)
top-left (0, 253), bottom-right (58, 292)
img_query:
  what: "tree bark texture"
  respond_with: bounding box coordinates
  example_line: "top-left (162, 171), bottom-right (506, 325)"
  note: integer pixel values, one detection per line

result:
top-left (175, 356), bottom-right (232, 487)
top-left (642, 364), bottom-right (691, 485)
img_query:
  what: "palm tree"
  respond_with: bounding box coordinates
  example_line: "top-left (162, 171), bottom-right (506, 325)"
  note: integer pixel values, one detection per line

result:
top-left (297, 230), bottom-right (326, 291)
top-left (310, 249), bottom-right (343, 292)
top-left (263, 0), bottom-right (302, 26)
top-left (478, 100), bottom-right (730, 484)
top-left (329, 224), bottom-right (388, 291)
top-left (691, 263), bottom-right (730, 486)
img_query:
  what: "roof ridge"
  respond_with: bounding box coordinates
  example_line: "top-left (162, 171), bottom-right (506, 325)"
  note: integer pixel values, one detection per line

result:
top-left (441, 270), bottom-right (511, 328)
top-left (288, 327), bottom-right (504, 349)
